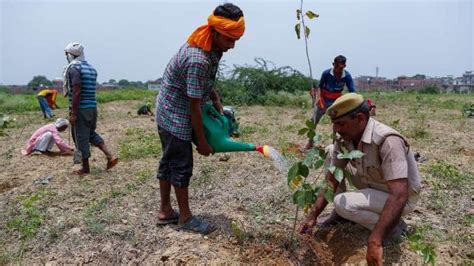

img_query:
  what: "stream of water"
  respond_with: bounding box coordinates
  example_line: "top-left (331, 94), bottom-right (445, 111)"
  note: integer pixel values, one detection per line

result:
top-left (263, 145), bottom-right (288, 174)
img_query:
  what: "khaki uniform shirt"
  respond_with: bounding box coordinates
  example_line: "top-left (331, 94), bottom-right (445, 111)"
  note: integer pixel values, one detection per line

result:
top-left (332, 118), bottom-right (422, 200)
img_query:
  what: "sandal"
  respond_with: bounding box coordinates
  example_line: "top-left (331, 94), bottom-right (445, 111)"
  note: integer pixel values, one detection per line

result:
top-left (106, 157), bottom-right (119, 170)
top-left (178, 217), bottom-right (215, 235)
top-left (73, 169), bottom-right (89, 176)
top-left (156, 210), bottom-right (180, 225)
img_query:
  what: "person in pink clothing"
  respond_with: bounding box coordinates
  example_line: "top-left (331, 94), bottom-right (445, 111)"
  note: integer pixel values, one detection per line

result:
top-left (22, 118), bottom-right (74, 155)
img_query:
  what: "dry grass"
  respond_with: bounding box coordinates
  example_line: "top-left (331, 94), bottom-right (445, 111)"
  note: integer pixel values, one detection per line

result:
top-left (0, 93), bottom-right (472, 264)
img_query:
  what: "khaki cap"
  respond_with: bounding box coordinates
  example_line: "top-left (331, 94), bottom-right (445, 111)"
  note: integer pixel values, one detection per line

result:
top-left (327, 93), bottom-right (364, 119)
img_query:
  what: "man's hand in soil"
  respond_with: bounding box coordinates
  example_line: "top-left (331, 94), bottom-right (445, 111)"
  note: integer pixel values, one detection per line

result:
top-left (298, 213), bottom-right (317, 234)
top-left (197, 142), bottom-right (213, 156)
top-left (366, 240), bottom-right (383, 266)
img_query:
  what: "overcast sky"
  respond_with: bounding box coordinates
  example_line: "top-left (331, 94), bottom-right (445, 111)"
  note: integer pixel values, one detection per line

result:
top-left (1, 0), bottom-right (472, 85)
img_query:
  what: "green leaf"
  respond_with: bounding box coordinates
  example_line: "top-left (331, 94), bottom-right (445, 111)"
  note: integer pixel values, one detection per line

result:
top-left (302, 183), bottom-right (312, 191)
top-left (344, 169), bottom-right (354, 187)
top-left (336, 152), bottom-right (345, 160)
top-left (341, 146), bottom-right (348, 154)
top-left (349, 150), bottom-right (365, 159)
top-left (303, 148), bottom-right (318, 167)
top-left (305, 10), bottom-right (319, 19)
top-left (307, 130), bottom-right (316, 141)
top-left (334, 168), bottom-right (344, 183)
top-left (324, 189), bottom-right (334, 202)
top-left (293, 190), bottom-right (306, 207)
top-left (337, 149), bottom-right (365, 160)
top-left (298, 128), bottom-right (309, 135)
top-left (313, 159), bottom-right (324, 170)
top-left (296, 9), bottom-right (301, 20)
top-left (313, 133), bottom-right (322, 144)
top-left (305, 120), bottom-right (316, 130)
top-left (287, 163), bottom-right (299, 184)
top-left (304, 190), bottom-right (316, 204)
top-left (314, 186), bottom-right (323, 195)
top-left (328, 165), bottom-right (336, 174)
top-left (295, 23), bottom-right (301, 39)
top-left (298, 162), bottom-right (309, 177)
top-left (318, 147), bottom-right (327, 159)
top-left (305, 26), bottom-right (310, 38)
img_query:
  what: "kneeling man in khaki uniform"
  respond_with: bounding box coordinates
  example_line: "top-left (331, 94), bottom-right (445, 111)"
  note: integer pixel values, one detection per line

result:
top-left (299, 93), bottom-right (421, 265)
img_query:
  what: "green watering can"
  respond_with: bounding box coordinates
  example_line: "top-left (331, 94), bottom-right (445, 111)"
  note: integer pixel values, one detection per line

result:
top-left (202, 103), bottom-right (267, 154)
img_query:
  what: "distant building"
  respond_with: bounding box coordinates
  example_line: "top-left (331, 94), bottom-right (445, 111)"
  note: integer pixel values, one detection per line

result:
top-left (451, 71), bottom-right (474, 93)
top-left (355, 76), bottom-right (392, 91)
top-left (147, 78), bottom-right (162, 91)
top-left (5, 85), bottom-right (31, 94)
top-left (98, 83), bottom-right (120, 91)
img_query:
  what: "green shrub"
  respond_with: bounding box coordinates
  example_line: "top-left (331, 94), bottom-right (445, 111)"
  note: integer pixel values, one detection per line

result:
top-left (217, 58), bottom-right (315, 106)
top-left (419, 85), bottom-right (440, 94)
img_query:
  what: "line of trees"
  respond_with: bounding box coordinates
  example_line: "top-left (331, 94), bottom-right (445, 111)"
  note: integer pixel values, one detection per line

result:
top-left (26, 76), bottom-right (147, 89)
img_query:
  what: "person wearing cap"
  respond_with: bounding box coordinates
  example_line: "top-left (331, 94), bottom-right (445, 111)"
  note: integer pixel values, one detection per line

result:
top-left (22, 118), bottom-right (74, 156)
top-left (305, 55), bottom-right (356, 150)
top-left (63, 42), bottom-right (118, 175)
top-left (154, 3), bottom-right (245, 234)
top-left (299, 93), bottom-right (421, 265)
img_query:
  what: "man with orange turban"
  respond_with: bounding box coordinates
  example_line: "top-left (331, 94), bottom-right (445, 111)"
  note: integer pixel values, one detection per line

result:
top-left (155, 3), bottom-right (245, 234)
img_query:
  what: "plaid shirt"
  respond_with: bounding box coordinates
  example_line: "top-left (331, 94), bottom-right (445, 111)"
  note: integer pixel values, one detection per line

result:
top-left (156, 43), bottom-right (222, 141)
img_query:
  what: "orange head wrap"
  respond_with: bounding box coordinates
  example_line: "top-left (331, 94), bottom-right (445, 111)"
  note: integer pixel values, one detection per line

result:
top-left (187, 14), bottom-right (245, 52)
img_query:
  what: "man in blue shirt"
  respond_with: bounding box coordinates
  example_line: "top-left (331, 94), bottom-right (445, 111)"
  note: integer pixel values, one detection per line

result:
top-left (305, 55), bottom-right (356, 149)
top-left (64, 42), bottom-right (118, 175)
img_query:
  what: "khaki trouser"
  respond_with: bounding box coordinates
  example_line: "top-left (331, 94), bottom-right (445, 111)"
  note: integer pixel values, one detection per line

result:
top-left (325, 144), bottom-right (419, 230)
top-left (333, 188), bottom-right (418, 230)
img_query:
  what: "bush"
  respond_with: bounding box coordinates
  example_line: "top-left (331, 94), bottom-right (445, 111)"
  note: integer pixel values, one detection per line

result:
top-left (419, 85), bottom-right (440, 94)
top-left (217, 58), bottom-right (315, 106)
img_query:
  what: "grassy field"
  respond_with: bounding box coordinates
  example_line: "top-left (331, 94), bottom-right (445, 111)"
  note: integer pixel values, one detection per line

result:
top-left (0, 88), bottom-right (157, 114)
top-left (0, 90), bottom-right (472, 264)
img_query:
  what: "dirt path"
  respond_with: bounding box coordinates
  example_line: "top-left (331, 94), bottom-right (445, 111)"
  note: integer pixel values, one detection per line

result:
top-left (0, 98), bottom-right (472, 264)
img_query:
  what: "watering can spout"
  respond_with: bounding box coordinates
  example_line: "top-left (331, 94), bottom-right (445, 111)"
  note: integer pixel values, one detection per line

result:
top-left (255, 145), bottom-right (271, 157)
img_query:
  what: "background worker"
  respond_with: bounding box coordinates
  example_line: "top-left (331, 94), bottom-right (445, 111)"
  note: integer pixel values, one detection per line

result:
top-left (22, 118), bottom-right (74, 156)
top-left (305, 55), bottom-right (356, 150)
top-left (137, 102), bottom-right (154, 116)
top-left (63, 42), bottom-right (118, 175)
top-left (36, 88), bottom-right (58, 119)
top-left (299, 93), bottom-right (421, 265)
